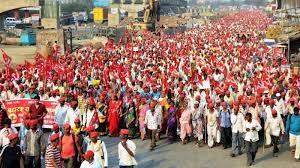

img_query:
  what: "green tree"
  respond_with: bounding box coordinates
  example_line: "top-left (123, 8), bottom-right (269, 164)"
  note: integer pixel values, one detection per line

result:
top-left (61, 0), bottom-right (93, 13)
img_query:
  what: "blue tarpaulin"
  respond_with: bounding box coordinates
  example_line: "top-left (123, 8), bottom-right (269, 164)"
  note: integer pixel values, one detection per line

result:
top-left (93, 0), bottom-right (109, 7)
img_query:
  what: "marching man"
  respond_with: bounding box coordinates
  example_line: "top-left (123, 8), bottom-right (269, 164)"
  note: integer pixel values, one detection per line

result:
top-left (82, 98), bottom-right (100, 130)
top-left (86, 132), bottom-right (108, 168)
top-left (205, 103), bottom-right (220, 148)
top-left (192, 101), bottom-right (204, 147)
top-left (286, 107), bottom-right (300, 161)
top-left (231, 104), bottom-right (244, 157)
top-left (264, 109), bottom-right (285, 157)
top-left (144, 101), bottom-right (160, 151)
top-left (118, 129), bottom-right (138, 168)
top-left (65, 101), bottom-right (81, 128)
top-left (244, 113), bottom-right (262, 166)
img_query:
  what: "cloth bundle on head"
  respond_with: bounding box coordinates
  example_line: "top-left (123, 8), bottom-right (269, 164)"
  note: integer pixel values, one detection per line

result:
top-left (52, 123), bottom-right (59, 131)
top-left (89, 131), bottom-right (98, 138)
top-left (208, 103), bottom-right (214, 109)
top-left (59, 97), bottom-right (66, 102)
top-left (23, 119), bottom-right (30, 125)
top-left (71, 101), bottom-right (78, 107)
top-left (83, 150), bottom-right (94, 160)
top-left (74, 118), bottom-right (81, 124)
top-left (29, 119), bottom-right (38, 128)
top-left (8, 133), bottom-right (19, 140)
top-left (120, 129), bottom-right (129, 135)
top-left (85, 125), bottom-right (95, 132)
top-left (50, 133), bottom-right (59, 142)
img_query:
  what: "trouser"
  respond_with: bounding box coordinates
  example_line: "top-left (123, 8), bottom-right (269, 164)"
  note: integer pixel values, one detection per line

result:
top-left (207, 124), bottom-right (217, 147)
top-left (265, 127), bottom-right (271, 146)
top-left (245, 141), bottom-right (258, 165)
top-left (232, 132), bottom-right (244, 155)
top-left (271, 135), bottom-right (279, 154)
top-left (25, 156), bottom-right (41, 168)
top-left (221, 127), bottom-right (232, 148)
top-left (120, 166), bottom-right (134, 168)
top-left (149, 129), bottom-right (157, 148)
top-left (167, 126), bottom-right (177, 142)
top-left (289, 134), bottom-right (300, 159)
top-left (258, 118), bottom-right (264, 145)
top-left (63, 156), bottom-right (75, 168)
top-left (192, 121), bottom-right (203, 141)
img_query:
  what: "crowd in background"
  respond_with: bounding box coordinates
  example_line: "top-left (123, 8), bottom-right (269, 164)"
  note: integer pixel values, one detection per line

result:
top-left (0, 10), bottom-right (299, 168)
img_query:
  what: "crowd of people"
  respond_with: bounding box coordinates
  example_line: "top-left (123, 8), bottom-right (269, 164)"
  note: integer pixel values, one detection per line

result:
top-left (0, 10), bottom-right (299, 168)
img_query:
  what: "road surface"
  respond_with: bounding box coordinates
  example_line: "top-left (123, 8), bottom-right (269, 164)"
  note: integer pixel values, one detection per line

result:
top-left (103, 136), bottom-right (299, 168)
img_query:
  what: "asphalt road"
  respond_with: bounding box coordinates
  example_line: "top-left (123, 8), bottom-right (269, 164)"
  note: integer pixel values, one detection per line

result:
top-left (102, 136), bottom-right (299, 168)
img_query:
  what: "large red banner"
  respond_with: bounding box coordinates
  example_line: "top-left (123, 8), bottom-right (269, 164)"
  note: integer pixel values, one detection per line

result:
top-left (3, 99), bottom-right (59, 129)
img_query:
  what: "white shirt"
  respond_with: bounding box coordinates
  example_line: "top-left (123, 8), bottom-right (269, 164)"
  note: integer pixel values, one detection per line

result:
top-left (55, 104), bottom-right (69, 125)
top-left (0, 127), bottom-right (17, 147)
top-left (265, 106), bottom-right (273, 119)
top-left (87, 140), bottom-right (108, 167)
top-left (118, 140), bottom-right (137, 166)
top-left (205, 110), bottom-right (219, 127)
top-left (80, 159), bottom-right (102, 168)
top-left (144, 110), bottom-right (160, 130)
top-left (249, 107), bottom-right (258, 120)
top-left (64, 108), bottom-right (81, 128)
top-left (265, 116), bottom-right (285, 137)
top-left (155, 105), bottom-right (163, 126)
top-left (231, 112), bottom-right (244, 133)
top-left (82, 109), bottom-right (98, 129)
top-left (275, 99), bottom-right (285, 115)
top-left (243, 119), bottom-right (261, 142)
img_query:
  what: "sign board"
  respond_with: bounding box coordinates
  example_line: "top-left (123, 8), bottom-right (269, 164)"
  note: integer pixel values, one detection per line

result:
top-left (3, 99), bottom-right (59, 128)
top-left (93, 0), bottom-right (109, 7)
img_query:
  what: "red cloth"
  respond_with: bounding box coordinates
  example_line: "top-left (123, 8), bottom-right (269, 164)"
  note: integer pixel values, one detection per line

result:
top-left (61, 134), bottom-right (76, 159)
top-left (108, 100), bottom-right (121, 136)
top-left (29, 103), bottom-right (47, 125)
top-left (89, 131), bottom-right (98, 138)
top-left (50, 133), bottom-right (59, 141)
top-left (83, 150), bottom-right (94, 160)
top-left (8, 133), bottom-right (18, 140)
top-left (120, 129), bottom-right (129, 135)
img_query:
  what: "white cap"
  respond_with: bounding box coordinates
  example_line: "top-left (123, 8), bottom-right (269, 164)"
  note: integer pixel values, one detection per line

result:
top-left (276, 93), bottom-right (280, 97)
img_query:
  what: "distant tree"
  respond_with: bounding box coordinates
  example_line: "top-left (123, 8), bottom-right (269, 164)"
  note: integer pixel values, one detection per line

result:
top-left (61, 0), bottom-right (93, 13)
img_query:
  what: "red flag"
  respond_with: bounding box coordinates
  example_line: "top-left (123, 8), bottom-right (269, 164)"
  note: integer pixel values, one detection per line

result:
top-left (5, 65), bottom-right (16, 79)
top-left (211, 55), bottom-right (216, 64)
top-left (1, 49), bottom-right (12, 66)
top-left (198, 73), bottom-right (203, 86)
top-left (25, 61), bottom-right (35, 70)
top-left (162, 76), bottom-right (168, 94)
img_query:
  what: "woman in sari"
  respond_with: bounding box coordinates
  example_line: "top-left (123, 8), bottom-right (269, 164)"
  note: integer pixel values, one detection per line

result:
top-left (167, 100), bottom-right (177, 143)
top-left (138, 98), bottom-right (148, 140)
top-left (108, 94), bottom-right (122, 136)
top-left (97, 96), bottom-right (108, 135)
top-left (126, 100), bottom-right (139, 138)
top-left (180, 102), bottom-right (192, 144)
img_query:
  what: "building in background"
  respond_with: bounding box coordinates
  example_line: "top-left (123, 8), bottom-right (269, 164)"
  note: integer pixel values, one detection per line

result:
top-left (277, 0), bottom-right (300, 9)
